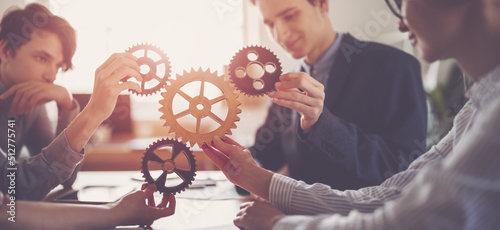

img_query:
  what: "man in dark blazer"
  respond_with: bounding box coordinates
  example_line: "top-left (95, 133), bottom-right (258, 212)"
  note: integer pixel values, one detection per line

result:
top-left (248, 0), bottom-right (427, 190)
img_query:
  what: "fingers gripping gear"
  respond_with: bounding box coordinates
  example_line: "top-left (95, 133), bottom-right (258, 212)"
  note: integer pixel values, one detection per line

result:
top-left (228, 45), bottom-right (282, 96)
top-left (141, 138), bottom-right (197, 194)
top-left (123, 43), bottom-right (171, 95)
top-left (159, 68), bottom-right (241, 148)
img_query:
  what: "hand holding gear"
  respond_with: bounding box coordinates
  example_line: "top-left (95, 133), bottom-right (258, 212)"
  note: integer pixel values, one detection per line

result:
top-left (141, 138), bottom-right (197, 194)
top-left (228, 45), bottom-right (282, 96)
top-left (160, 68), bottom-right (241, 148)
top-left (122, 43), bottom-right (171, 96)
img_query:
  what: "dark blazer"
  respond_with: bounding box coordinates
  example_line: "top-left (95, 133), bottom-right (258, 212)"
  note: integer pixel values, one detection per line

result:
top-left (250, 33), bottom-right (427, 190)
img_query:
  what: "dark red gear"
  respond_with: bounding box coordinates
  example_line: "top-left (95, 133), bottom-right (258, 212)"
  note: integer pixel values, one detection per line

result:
top-left (141, 138), bottom-right (196, 194)
top-left (123, 43), bottom-right (171, 96)
top-left (228, 45), bottom-right (282, 96)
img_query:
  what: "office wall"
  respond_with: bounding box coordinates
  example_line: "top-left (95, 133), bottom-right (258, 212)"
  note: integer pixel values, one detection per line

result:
top-left (0, 0), bottom-right (24, 17)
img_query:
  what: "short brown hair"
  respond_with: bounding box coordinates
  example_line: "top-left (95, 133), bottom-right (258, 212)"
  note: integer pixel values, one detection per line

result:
top-left (0, 3), bottom-right (76, 71)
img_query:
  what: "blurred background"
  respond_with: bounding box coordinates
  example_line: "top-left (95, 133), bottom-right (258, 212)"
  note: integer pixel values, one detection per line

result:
top-left (1, 0), bottom-right (469, 170)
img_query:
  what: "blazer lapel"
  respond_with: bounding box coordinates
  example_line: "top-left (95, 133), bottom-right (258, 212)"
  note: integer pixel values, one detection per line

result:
top-left (324, 33), bottom-right (361, 108)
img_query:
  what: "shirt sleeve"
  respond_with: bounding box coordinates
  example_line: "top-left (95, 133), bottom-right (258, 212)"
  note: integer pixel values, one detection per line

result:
top-left (0, 130), bottom-right (84, 201)
top-left (270, 124), bottom-right (454, 216)
top-left (26, 99), bottom-right (80, 156)
top-left (271, 99), bottom-right (500, 230)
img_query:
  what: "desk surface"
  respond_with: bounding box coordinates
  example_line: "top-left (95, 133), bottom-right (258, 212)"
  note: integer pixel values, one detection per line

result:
top-left (60, 170), bottom-right (246, 230)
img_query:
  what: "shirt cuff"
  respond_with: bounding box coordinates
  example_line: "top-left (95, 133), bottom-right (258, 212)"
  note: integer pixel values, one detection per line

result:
top-left (297, 109), bottom-right (329, 142)
top-left (297, 123), bottom-right (312, 142)
top-left (269, 174), bottom-right (297, 215)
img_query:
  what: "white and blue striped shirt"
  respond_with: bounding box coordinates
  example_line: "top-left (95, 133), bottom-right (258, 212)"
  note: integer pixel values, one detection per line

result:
top-left (269, 65), bottom-right (500, 230)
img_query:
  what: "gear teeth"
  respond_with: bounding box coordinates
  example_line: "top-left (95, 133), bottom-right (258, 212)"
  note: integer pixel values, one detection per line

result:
top-left (141, 138), bottom-right (197, 195)
top-left (159, 68), bottom-right (241, 148)
top-left (123, 43), bottom-right (171, 96)
top-left (228, 45), bottom-right (282, 97)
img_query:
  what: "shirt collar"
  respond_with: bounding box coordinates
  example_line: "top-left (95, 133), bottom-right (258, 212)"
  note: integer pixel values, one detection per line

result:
top-left (299, 33), bottom-right (344, 79)
top-left (468, 64), bottom-right (500, 110)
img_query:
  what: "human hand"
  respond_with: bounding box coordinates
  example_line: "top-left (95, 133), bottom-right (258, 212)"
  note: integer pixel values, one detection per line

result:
top-left (202, 136), bottom-right (257, 186)
top-left (86, 52), bottom-right (142, 122)
top-left (111, 183), bottom-right (175, 226)
top-left (0, 81), bottom-right (73, 114)
top-left (202, 136), bottom-right (273, 200)
top-left (234, 200), bottom-right (285, 230)
top-left (268, 72), bottom-right (325, 132)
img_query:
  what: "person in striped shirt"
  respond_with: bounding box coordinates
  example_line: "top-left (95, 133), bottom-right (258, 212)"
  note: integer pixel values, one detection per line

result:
top-left (202, 0), bottom-right (500, 229)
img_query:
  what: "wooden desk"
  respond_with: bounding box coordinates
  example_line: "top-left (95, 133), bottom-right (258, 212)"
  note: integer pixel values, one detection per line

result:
top-left (53, 170), bottom-right (246, 230)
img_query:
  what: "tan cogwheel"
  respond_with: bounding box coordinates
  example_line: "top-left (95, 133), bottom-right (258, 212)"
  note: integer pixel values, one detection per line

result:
top-left (122, 43), bottom-right (171, 96)
top-left (159, 68), bottom-right (241, 147)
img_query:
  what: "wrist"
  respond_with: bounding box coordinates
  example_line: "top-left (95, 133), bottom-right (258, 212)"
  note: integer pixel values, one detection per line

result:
top-left (107, 203), bottom-right (126, 227)
top-left (243, 164), bottom-right (273, 200)
top-left (65, 107), bottom-right (105, 152)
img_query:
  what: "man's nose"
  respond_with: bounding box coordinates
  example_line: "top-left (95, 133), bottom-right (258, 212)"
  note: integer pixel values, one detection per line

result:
top-left (43, 67), bottom-right (57, 83)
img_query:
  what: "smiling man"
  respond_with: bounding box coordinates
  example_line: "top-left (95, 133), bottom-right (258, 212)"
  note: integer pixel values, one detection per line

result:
top-left (250, 0), bottom-right (428, 190)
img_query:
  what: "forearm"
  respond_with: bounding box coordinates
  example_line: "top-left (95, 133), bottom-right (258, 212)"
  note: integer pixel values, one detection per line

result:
top-left (65, 105), bottom-right (105, 152)
top-left (0, 201), bottom-right (120, 230)
top-left (269, 174), bottom-right (397, 216)
top-left (56, 98), bottom-right (80, 135)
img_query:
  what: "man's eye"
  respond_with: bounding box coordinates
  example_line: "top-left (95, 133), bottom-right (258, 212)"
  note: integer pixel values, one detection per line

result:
top-left (36, 56), bottom-right (46, 62)
top-left (284, 14), bottom-right (294, 21)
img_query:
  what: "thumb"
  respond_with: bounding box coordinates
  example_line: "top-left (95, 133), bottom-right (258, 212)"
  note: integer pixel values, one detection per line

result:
top-left (144, 183), bottom-right (157, 195)
top-left (212, 136), bottom-right (241, 157)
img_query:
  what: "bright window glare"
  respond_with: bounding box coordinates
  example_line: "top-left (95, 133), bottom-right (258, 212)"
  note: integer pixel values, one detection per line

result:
top-left (52, 0), bottom-right (243, 120)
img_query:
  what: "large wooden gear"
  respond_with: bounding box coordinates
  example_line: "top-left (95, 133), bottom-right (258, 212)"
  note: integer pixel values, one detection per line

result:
top-left (159, 68), bottom-right (241, 148)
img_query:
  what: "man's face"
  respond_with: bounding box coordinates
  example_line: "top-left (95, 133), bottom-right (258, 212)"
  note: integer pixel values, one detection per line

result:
top-left (400, 0), bottom-right (465, 63)
top-left (256, 0), bottom-right (329, 59)
top-left (0, 30), bottom-right (64, 88)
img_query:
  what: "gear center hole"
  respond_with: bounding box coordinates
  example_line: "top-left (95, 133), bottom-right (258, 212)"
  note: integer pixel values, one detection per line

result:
top-left (140, 64), bottom-right (151, 75)
top-left (162, 160), bottom-right (176, 173)
top-left (196, 103), bottom-right (205, 111)
top-left (247, 63), bottom-right (265, 80)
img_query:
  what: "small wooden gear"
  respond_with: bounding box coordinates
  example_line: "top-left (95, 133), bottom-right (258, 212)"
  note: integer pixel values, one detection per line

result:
top-left (141, 138), bottom-right (197, 194)
top-left (228, 45), bottom-right (282, 96)
top-left (122, 43), bottom-right (171, 95)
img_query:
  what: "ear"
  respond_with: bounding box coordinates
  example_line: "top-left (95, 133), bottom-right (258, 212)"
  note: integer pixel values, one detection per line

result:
top-left (0, 40), bottom-right (13, 63)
